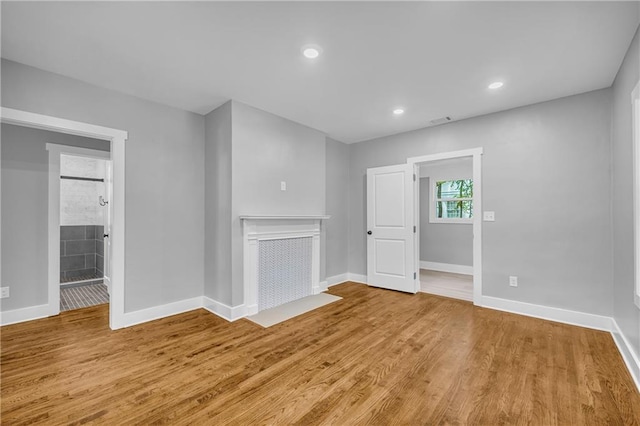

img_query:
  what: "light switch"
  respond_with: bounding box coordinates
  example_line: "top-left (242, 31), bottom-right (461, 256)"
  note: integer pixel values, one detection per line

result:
top-left (483, 211), bottom-right (495, 221)
top-left (280, 181), bottom-right (287, 191)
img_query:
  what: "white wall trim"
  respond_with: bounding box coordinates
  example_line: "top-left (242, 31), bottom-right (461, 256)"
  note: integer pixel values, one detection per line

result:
top-left (318, 280), bottom-right (328, 292)
top-left (202, 296), bottom-right (247, 321)
top-left (420, 261), bottom-right (473, 275)
top-left (121, 297), bottom-right (203, 328)
top-left (327, 273), bottom-right (349, 287)
top-left (347, 273), bottom-right (368, 284)
top-left (1, 108), bottom-right (128, 141)
top-left (611, 319), bottom-right (640, 392)
top-left (632, 80), bottom-right (640, 309)
top-left (0, 304), bottom-right (53, 326)
top-left (407, 148), bottom-right (484, 165)
top-left (481, 295), bottom-right (613, 331)
top-left (1, 107), bottom-right (128, 330)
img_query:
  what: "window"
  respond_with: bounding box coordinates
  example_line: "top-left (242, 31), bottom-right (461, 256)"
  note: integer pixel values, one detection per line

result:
top-left (633, 80), bottom-right (640, 308)
top-left (431, 179), bottom-right (473, 223)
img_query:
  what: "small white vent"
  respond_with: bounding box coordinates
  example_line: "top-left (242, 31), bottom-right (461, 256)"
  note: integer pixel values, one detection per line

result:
top-left (258, 236), bottom-right (313, 311)
top-left (430, 116), bottom-right (453, 126)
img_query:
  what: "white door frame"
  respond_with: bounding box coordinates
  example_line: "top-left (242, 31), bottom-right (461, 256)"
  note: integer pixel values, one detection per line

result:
top-left (407, 147), bottom-right (483, 305)
top-left (1, 107), bottom-right (128, 329)
top-left (46, 144), bottom-right (111, 313)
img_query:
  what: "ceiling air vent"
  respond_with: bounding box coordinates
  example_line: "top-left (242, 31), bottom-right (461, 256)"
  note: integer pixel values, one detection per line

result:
top-left (430, 116), bottom-right (453, 126)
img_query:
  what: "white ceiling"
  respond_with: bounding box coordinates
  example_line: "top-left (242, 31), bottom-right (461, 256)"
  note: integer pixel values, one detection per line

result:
top-left (2, 2), bottom-right (639, 143)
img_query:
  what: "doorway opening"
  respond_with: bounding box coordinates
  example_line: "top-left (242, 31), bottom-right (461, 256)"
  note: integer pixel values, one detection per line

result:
top-left (409, 148), bottom-right (483, 305)
top-left (416, 156), bottom-right (473, 301)
top-left (57, 151), bottom-right (112, 311)
top-left (1, 107), bottom-right (127, 329)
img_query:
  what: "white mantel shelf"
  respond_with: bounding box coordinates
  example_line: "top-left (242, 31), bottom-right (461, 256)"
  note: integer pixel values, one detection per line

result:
top-left (240, 215), bottom-right (330, 220)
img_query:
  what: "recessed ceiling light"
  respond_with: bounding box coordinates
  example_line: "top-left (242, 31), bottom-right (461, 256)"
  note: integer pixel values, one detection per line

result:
top-left (393, 108), bottom-right (405, 115)
top-left (488, 81), bottom-right (504, 90)
top-left (302, 44), bottom-right (322, 59)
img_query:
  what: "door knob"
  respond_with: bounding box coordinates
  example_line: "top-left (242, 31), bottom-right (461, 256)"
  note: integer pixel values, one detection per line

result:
top-left (367, 230), bottom-right (372, 235)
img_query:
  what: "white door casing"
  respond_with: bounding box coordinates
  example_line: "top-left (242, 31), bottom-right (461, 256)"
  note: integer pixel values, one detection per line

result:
top-left (2, 107), bottom-right (127, 330)
top-left (46, 144), bottom-right (111, 318)
top-left (366, 163), bottom-right (417, 293)
top-left (103, 160), bottom-right (113, 295)
top-left (407, 147), bottom-right (483, 305)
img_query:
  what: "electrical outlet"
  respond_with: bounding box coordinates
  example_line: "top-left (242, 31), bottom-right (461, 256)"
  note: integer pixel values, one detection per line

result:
top-left (0, 287), bottom-right (9, 298)
top-left (280, 181), bottom-right (287, 191)
top-left (509, 276), bottom-right (518, 287)
top-left (483, 211), bottom-right (495, 221)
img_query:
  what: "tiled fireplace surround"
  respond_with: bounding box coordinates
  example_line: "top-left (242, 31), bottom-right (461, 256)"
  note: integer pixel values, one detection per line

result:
top-left (60, 225), bottom-right (104, 283)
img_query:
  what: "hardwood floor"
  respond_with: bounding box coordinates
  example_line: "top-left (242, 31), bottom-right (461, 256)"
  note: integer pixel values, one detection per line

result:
top-left (2, 282), bottom-right (639, 425)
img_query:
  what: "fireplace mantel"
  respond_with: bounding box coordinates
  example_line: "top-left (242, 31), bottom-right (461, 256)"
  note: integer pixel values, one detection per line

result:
top-left (241, 215), bottom-right (329, 316)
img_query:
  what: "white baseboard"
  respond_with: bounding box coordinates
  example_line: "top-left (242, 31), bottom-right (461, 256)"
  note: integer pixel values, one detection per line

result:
top-left (202, 296), bottom-right (247, 321)
top-left (314, 281), bottom-right (328, 294)
top-left (611, 319), bottom-right (640, 392)
top-left (326, 273), bottom-right (349, 287)
top-left (122, 297), bottom-right (203, 328)
top-left (420, 261), bottom-right (473, 275)
top-left (347, 273), bottom-right (367, 284)
top-left (0, 303), bottom-right (55, 326)
top-left (481, 296), bottom-right (613, 332)
top-left (326, 272), bottom-right (367, 286)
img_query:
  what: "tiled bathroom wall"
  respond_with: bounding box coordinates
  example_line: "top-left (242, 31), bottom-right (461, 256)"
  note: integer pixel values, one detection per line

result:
top-left (59, 155), bottom-right (107, 284)
top-left (60, 154), bottom-right (106, 226)
top-left (60, 225), bottom-right (104, 283)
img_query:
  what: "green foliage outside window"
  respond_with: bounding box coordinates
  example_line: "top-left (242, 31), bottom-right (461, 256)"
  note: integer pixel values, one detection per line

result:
top-left (435, 179), bottom-right (473, 219)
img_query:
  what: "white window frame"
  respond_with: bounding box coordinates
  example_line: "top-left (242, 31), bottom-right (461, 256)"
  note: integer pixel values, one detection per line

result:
top-left (633, 80), bottom-right (640, 309)
top-left (430, 177), bottom-right (473, 224)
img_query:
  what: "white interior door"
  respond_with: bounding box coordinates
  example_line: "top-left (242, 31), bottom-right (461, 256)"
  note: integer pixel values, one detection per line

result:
top-left (366, 163), bottom-right (417, 293)
top-left (103, 160), bottom-right (113, 295)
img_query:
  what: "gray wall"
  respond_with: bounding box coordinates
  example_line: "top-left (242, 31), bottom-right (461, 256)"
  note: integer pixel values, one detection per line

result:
top-left (419, 157), bottom-right (473, 266)
top-left (612, 27), bottom-right (640, 359)
top-left (231, 101), bottom-right (326, 305)
top-left (203, 100), bottom-right (328, 306)
top-left (1, 124), bottom-right (109, 310)
top-left (349, 89), bottom-right (613, 316)
top-left (325, 137), bottom-right (349, 279)
top-left (1, 59), bottom-right (205, 313)
top-left (204, 101), bottom-right (232, 303)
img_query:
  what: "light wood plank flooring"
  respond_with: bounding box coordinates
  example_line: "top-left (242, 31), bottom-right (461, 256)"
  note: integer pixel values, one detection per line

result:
top-left (2, 282), bottom-right (639, 425)
top-left (421, 269), bottom-right (473, 301)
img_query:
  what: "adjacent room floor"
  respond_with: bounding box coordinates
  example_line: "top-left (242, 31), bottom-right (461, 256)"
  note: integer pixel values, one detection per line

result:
top-left (60, 282), bottom-right (109, 311)
top-left (420, 269), bottom-right (473, 301)
top-left (2, 282), bottom-right (638, 424)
